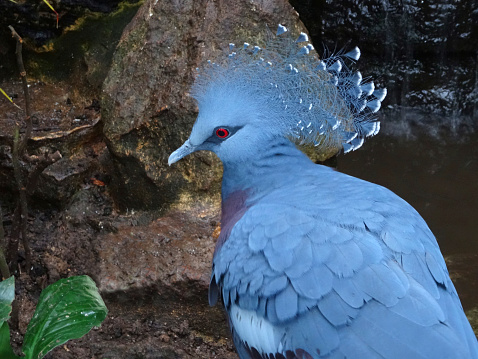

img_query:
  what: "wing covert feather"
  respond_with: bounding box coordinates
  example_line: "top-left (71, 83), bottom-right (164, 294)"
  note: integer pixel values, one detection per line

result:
top-left (211, 178), bottom-right (475, 358)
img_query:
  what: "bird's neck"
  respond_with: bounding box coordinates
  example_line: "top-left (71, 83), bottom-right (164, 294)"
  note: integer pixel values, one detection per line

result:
top-left (220, 137), bottom-right (313, 203)
top-left (214, 137), bottom-right (314, 257)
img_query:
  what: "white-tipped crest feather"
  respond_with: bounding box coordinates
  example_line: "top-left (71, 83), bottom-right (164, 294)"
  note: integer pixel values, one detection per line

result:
top-left (360, 82), bottom-right (375, 96)
top-left (298, 46), bottom-right (310, 55)
top-left (296, 32), bottom-right (309, 43)
top-left (276, 24), bottom-right (288, 36)
top-left (345, 46), bottom-right (361, 60)
top-left (328, 61), bottom-right (342, 72)
top-left (372, 88), bottom-right (387, 102)
top-left (191, 24), bottom-right (387, 155)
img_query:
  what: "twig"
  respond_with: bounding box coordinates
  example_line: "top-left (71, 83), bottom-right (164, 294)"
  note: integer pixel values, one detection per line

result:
top-left (11, 128), bottom-right (30, 273)
top-left (8, 25), bottom-right (32, 155)
top-left (0, 205), bottom-right (11, 279)
top-left (7, 26), bottom-right (35, 274)
top-left (7, 205), bottom-right (21, 266)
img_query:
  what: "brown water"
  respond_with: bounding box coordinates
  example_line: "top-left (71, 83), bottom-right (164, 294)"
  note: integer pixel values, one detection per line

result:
top-left (338, 131), bottom-right (478, 311)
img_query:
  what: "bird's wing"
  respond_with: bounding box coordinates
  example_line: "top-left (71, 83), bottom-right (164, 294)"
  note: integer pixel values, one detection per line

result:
top-left (211, 180), bottom-right (476, 358)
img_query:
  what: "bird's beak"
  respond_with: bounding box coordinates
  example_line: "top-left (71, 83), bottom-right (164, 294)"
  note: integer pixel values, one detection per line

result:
top-left (168, 139), bottom-right (196, 166)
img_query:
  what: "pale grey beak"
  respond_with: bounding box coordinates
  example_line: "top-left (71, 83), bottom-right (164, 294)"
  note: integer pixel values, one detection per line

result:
top-left (168, 139), bottom-right (196, 166)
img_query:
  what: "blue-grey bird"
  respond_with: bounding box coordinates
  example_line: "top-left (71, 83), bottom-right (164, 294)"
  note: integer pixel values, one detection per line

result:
top-left (168, 25), bottom-right (478, 358)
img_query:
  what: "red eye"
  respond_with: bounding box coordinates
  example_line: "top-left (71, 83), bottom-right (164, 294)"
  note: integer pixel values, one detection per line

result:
top-left (215, 128), bottom-right (229, 138)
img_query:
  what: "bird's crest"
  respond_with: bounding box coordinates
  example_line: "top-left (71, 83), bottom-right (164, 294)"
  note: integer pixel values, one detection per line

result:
top-left (191, 24), bottom-right (387, 154)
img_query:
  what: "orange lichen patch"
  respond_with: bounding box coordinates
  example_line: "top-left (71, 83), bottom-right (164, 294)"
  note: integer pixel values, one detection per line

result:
top-left (90, 178), bottom-right (105, 186)
top-left (212, 224), bottom-right (221, 240)
top-left (156, 105), bottom-right (169, 115)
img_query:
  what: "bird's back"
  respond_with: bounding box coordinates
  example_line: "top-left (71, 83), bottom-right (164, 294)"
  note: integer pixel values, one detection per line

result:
top-left (211, 154), bottom-right (478, 358)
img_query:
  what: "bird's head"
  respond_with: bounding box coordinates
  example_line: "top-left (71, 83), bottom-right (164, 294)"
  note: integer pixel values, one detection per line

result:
top-left (168, 75), bottom-right (285, 166)
top-left (169, 25), bottom-right (387, 166)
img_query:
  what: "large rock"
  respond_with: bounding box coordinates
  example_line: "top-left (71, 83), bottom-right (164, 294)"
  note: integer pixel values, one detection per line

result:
top-left (101, 0), bottom-right (305, 211)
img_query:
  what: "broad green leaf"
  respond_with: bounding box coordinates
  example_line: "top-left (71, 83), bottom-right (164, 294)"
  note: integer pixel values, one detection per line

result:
top-left (0, 276), bottom-right (15, 324)
top-left (22, 275), bottom-right (107, 359)
top-left (0, 278), bottom-right (17, 358)
top-left (0, 322), bottom-right (20, 359)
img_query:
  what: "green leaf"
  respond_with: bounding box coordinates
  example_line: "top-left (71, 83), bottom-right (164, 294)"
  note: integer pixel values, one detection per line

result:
top-left (22, 276), bottom-right (107, 359)
top-left (0, 322), bottom-right (20, 359)
top-left (0, 276), bottom-right (15, 324)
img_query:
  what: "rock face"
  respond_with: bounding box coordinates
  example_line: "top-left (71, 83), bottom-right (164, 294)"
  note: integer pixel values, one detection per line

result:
top-left (101, 0), bottom-right (305, 211)
top-left (0, 0), bottom-right (141, 88)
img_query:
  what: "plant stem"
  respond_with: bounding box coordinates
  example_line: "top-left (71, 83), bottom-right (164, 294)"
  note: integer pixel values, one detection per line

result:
top-left (11, 128), bottom-right (31, 273)
top-left (0, 205), bottom-right (10, 279)
top-left (8, 26), bottom-right (32, 273)
top-left (8, 26), bottom-right (32, 155)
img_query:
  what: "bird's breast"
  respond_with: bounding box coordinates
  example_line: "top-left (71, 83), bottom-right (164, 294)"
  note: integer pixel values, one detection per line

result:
top-left (215, 189), bottom-right (250, 257)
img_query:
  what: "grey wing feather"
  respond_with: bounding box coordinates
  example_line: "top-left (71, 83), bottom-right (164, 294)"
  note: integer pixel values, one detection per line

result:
top-left (212, 172), bottom-right (478, 358)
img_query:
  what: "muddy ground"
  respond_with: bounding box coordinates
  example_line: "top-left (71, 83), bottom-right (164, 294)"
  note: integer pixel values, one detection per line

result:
top-left (9, 202), bottom-right (239, 359)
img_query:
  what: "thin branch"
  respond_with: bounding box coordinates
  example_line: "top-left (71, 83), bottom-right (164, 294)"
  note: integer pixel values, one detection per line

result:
top-left (11, 128), bottom-right (30, 272)
top-left (8, 25), bottom-right (32, 155)
top-left (0, 205), bottom-right (10, 279)
top-left (7, 26), bottom-right (35, 273)
top-left (7, 205), bottom-right (21, 266)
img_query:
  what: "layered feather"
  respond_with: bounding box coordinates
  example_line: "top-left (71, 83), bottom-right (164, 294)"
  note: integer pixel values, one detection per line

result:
top-left (210, 159), bottom-right (478, 358)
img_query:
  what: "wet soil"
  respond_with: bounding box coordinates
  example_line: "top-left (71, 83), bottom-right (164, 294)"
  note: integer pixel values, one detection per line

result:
top-left (8, 200), bottom-right (239, 359)
top-left (0, 80), bottom-right (100, 137)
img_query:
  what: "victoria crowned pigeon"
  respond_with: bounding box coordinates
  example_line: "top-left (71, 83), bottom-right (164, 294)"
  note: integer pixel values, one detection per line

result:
top-left (168, 25), bottom-right (478, 358)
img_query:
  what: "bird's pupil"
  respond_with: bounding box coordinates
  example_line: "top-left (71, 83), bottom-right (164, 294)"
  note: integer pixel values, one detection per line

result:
top-left (217, 128), bottom-right (228, 138)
